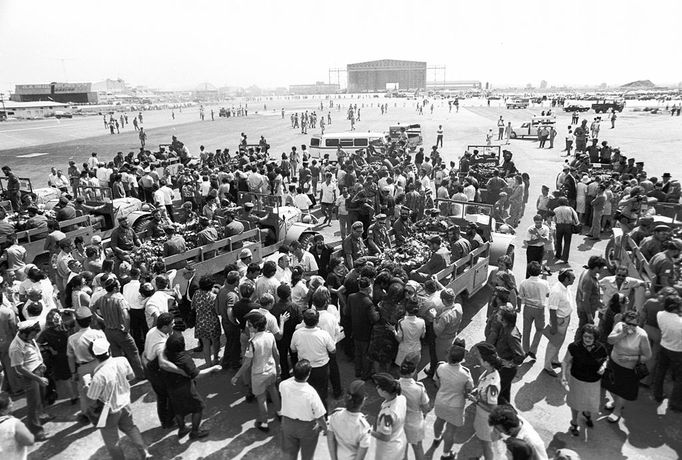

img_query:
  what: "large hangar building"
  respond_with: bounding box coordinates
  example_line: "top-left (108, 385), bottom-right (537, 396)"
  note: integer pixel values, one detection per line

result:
top-left (346, 59), bottom-right (427, 92)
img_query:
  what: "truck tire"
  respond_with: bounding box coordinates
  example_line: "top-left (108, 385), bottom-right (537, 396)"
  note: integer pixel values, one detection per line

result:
top-left (604, 239), bottom-right (618, 274)
top-left (298, 232), bottom-right (316, 250)
top-left (510, 132), bottom-right (517, 139)
top-left (132, 215), bottom-right (154, 234)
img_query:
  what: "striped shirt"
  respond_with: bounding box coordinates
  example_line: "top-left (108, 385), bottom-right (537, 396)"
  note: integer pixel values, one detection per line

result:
top-left (87, 357), bottom-right (133, 412)
top-left (94, 293), bottom-right (130, 331)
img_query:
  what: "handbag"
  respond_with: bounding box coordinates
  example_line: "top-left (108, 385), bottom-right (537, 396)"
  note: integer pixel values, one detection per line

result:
top-left (601, 359), bottom-right (616, 386)
top-left (634, 361), bottom-right (649, 380)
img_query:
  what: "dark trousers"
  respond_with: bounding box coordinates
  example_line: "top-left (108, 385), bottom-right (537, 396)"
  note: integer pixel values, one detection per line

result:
top-left (308, 364), bottom-right (329, 410)
top-left (574, 310), bottom-right (593, 342)
top-left (498, 128), bottom-right (504, 140)
top-left (555, 223), bottom-right (573, 262)
top-left (281, 417), bottom-right (319, 460)
top-left (328, 353), bottom-right (342, 397)
top-left (221, 320), bottom-right (242, 369)
top-left (436, 135), bottom-right (443, 147)
top-left (353, 339), bottom-right (372, 379)
top-left (277, 339), bottom-right (292, 379)
top-left (129, 309), bottom-right (148, 353)
top-left (340, 315), bottom-right (354, 359)
top-left (499, 366), bottom-right (518, 404)
top-left (145, 363), bottom-right (174, 426)
top-left (525, 245), bottom-right (544, 278)
top-left (104, 329), bottom-right (145, 379)
top-left (425, 323), bottom-right (438, 372)
top-left (165, 204), bottom-right (175, 222)
top-left (654, 347), bottom-right (682, 409)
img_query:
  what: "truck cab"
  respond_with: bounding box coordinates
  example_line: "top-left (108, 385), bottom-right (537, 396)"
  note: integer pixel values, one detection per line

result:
top-left (592, 99), bottom-right (625, 113)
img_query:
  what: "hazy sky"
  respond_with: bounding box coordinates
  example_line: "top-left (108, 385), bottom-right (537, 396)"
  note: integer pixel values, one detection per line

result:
top-left (1, 0), bottom-right (680, 92)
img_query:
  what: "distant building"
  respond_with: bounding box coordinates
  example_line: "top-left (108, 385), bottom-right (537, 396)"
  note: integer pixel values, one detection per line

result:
top-left (12, 82), bottom-right (97, 104)
top-left (426, 80), bottom-right (482, 91)
top-left (193, 82), bottom-right (219, 101)
top-left (347, 59), bottom-right (427, 93)
top-left (0, 100), bottom-right (69, 120)
top-left (289, 81), bottom-right (340, 95)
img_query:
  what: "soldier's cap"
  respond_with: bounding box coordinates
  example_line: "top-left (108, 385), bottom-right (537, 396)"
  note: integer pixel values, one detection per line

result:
top-left (244, 202), bottom-right (255, 209)
top-left (449, 224), bottom-right (461, 233)
top-left (75, 307), bottom-right (92, 319)
top-left (372, 373), bottom-right (400, 393)
top-left (671, 238), bottom-right (682, 251)
top-left (375, 214), bottom-right (387, 221)
top-left (58, 196), bottom-right (69, 205)
top-left (17, 319), bottom-right (40, 331)
top-left (239, 248), bottom-right (252, 259)
top-left (351, 221), bottom-right (363, 230)
top-left (91, 235), bottom-right (102, 244)
top-left (654, 224), bottom-right (671, 232)
top-left (347, 380), bottom-right (367, 398)
top-left (75, 196), bottom-right (85, 203)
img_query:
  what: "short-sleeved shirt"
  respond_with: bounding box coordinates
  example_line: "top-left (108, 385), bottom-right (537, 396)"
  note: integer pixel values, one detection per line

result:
top-left (650, 252), bottom-right (674, 291)
top-left (279, 378), bottom-right (326, 421)
top-left (143, 327), bottom-right (169, 362)
top-left (399, 377), bottom-right (429, 418)
top-left (9, 336), bottom-right (43, 372)
top-left (292, 251), bottom-right (318, 273)
top-left (375, 394), bottom-right (407, 460)
top-left (434, 363), bottom-right (473, 409)
top-left (290, 326), bottom-right (335, 367)
top-left (518, 276), bottom-right (550, 309)
top-left (87, 357), bottom-right (133, 413)
top-left (320, 182), bottom-right (338, 204)
top-left (67, 327), bottom-right (106, 365)
top-left (145, 291), bottom-right (171, 329)
top-left (327, 408), bottom-right (371, 460)
top-left (548, 281), bottom-right (574, 318)
top-left (245, 331), bottom-right (276, 375)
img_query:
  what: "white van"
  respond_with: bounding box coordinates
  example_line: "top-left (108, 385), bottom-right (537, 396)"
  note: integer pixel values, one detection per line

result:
top-left (510, 115), bottom-right (556, 139)
top-left (309, 132), bottom-right (386, 162)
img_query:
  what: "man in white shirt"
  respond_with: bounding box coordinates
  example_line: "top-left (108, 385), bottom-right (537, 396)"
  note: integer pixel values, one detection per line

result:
top-left (290, 309), bottom-right (335, 410)
top-left (87, 152), bottom-right (99, 171)
top-left (653, 296), bottom-right (682, 411)
top-left (144, 276), bottom-right (175, 329)
top-left (122, 268), bottom-right (145, 351)
top-left (518, 261), bottom-right (550, 361)
top-left (544, 268), bottom-right (576, 376)
top-left (158, 179), bottom-right (176, 222)
top-left (279, 359), bottom-right (327, 460)
top-left (599, 266), bottom-right (647, 312)
top-left (141, 313), bottom-right (176, 428)
top-left (489, 405), bottom-right (548, 460)
top-left (524, 215), bottom-right (550, 277)
top-left (290, 240), bottom-right (318, 277)
top-left (319, 173), bottom-right (338, 226)
top-left (294, 188), bottom-right (313, 213)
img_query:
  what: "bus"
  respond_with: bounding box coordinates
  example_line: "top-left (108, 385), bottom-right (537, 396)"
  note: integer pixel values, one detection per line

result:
top-left (309, 132), bottom-right (386, 162)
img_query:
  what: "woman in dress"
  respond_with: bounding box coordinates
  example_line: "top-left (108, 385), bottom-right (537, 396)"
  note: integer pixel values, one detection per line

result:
top-left (469, 341), bottom-right (503, 460)
top-left (371, 373), bottom-right (407, 460)
top-left (602, 310), bottom-right (652, 422)
top-left (231, 312), bottom-right (280, 432)
top-left (191, 275), bottom-right (221, 366)
top-left (432, 341), bottom-right (473, 460)
top-left (562, 324), bottom-right (608, 436)
top-left (290, 266), bottom-right (309, 311)
top-left (164, 332), bottom-right (220, 439)
top-left (393, 300), bottom-right (425, 366)
top-left (0, 392), bottom-right (34, 460)
top-left (65, 275), bottom-right (90, 310)
top-left (398, 359), bottom-right (430, 460)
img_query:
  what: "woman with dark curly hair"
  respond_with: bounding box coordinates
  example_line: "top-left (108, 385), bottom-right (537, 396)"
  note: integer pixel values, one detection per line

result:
top-left (562, 324), bottom-right (608, 436)
top-left (486, 255), bottom-right (518, 309)
top-left (191, 275), bottom-right (221, 366)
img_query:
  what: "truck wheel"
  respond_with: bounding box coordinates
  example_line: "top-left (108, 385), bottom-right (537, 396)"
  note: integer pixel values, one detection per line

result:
top-left (604, 239), bottom-right (618, 274)
top-left (510, 132), bottom-right (517, 139)
top-left (132, 215), bottom-right (154, 234)
top-left (298, 233), bottom-right (315, 250)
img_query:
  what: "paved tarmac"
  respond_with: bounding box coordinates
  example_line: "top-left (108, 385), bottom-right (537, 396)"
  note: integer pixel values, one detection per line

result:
top-left (3, 98), bottom-right (680, 459)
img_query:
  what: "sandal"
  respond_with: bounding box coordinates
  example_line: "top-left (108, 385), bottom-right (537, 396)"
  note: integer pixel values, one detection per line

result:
top-left (582, 412), bottom-right (594, 428)
top-left (605, 401), bottom-right (615, 411)
top-left (569, 421), bottom-right (579, 436)
top-left (607, 413), bottom-right (621, 423)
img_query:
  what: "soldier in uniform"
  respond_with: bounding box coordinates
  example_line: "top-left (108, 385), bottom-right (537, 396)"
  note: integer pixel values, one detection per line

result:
top-left (342, 221), bottom-right (368, 269)
top-left (366, 214), bottom-right (391, 256)
top-left (392, 207), bottom-right (415, 246)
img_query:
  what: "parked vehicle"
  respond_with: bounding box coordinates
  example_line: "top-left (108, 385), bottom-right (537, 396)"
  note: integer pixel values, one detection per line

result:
top-left (563, 104), bottom-right (590, 112)
top-left (508, 115), bottom-right (556, 139)
top-left (591, 99), bottom-right (625, 113)
top-left (309, 132), bottom-right (385, 162)
top-left (506, 99), bottom-right (529, 109)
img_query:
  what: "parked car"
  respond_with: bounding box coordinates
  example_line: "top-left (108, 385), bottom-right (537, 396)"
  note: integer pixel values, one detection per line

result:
top-left (506, 99), bottom-right (529, 109)
top-left (563, 104), bottom-right (590, 112)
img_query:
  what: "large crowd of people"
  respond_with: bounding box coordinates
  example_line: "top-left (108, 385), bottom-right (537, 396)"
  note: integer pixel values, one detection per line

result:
top-left (0, 108), bottom-right (679, 460)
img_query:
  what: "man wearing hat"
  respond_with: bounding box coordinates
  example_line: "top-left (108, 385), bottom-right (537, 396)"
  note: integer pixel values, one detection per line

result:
top-left (9, 319), bottom-right (49, 440)
top-left (628, 215), bottom-right (654, 246)
top-left (110, 216), bottom-right (140, 262)
top-left (86, 337), bottom-right (150, 459)
top-left (342, 221), bottom-right (368, 269)
top-left (410, 236), bottom-right (450, 283)
top-left (366, 214), bottom-right (391, 256)
top-left (67, 306), bottom-right (107, 422)
top-left (650, 239), bottom-right (682, 292)
top-left (640, 224), bottom-right (671, 261)
top-left (237, 248), bottom-right (253, 277)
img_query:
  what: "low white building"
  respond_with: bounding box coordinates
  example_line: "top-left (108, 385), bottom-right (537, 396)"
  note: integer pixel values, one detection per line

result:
top-left (0, 100), bottom-right (69, 119)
